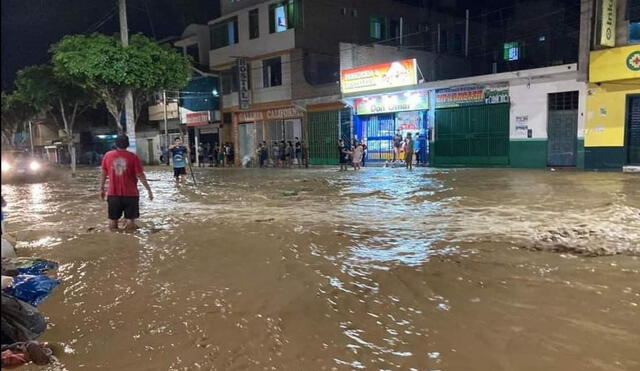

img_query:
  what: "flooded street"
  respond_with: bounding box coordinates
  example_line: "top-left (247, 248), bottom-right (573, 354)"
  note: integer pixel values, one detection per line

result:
top-left (2, 167), bottom-right (640, 370)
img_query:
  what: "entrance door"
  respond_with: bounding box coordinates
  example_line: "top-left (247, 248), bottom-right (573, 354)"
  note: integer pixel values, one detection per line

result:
top-left (547, 91), bottom-right (579, 167)
top-left (627, 95), bottom-right (640, 165)
top-left (308, 111), bottom-right (339, 165)
top-left (239, 123), bottom-right (256, 166)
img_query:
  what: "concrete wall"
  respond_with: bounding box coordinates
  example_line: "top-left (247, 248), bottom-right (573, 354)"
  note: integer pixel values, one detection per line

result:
top-left (509, 73), bottom-right (587, 168)
top-left (209, 1), bottom-right (296, 68)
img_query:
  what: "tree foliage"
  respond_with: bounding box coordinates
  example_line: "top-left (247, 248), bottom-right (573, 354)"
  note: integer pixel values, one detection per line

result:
top-left (50, 33), bottom-right (192, 131)
top-left (1, 91), bottom-right (38, 146)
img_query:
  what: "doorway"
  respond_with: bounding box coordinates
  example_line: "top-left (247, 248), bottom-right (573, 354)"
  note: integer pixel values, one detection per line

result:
top-left (547, 91), bottom-right (579, 167)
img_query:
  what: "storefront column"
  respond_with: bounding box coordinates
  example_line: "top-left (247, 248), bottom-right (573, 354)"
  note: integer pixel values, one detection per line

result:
top-left (232, 112), bottom-right (240, 166)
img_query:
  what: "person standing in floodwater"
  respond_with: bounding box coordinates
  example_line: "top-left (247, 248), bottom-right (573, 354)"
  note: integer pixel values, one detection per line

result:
top-left (404, 133), bottom-right (414, 170)
top-left (393, 130), bottom-right (403, 163)
top-left (99, 135), bottom-right (153, 232)
top-left (294, 137), bottom-right (302, 167)
top-left (169, 137), bottom-right (190, 184)
top-left (414, 132), bottom-right (421, 167)
top-left (351, 143), bottom-right (364, 170)
top-left (272, 141), bottom-right (280, 167)
top-left (338, 139), bottom-right (349, 171)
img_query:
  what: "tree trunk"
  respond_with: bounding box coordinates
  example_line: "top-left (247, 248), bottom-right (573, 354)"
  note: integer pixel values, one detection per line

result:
top-left (68, 142), bottom-right (77, 177)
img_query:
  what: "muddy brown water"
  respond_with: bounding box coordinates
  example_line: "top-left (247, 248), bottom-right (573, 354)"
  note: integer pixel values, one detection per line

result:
top-left (2, 167), bottom-right (639, 371)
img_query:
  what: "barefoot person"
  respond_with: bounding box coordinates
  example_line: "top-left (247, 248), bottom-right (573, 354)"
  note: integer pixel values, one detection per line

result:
top-left (169, 137), bottom-right (190, 184)
top-left (99, 135), bottom-right (153, 232)
top-left (404, 133), bottom-right (414, 170)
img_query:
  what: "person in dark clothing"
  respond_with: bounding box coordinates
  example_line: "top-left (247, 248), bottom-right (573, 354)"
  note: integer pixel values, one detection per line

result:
top-left (294, 137), bottom-right (302, 167)
top-left (279, 141), bottom-right (286, 167)
top-left (301, 140), bottom-right (309, 168)
top-left (338, 139), bottom-right (349, 171)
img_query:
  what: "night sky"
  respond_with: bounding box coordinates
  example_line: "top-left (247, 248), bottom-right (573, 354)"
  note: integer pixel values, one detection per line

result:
top-left (1, 0), bottom-right (220, 91)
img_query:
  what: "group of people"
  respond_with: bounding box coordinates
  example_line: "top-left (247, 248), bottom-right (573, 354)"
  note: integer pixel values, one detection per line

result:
top-left (339, 131), bottom-right (426, 171)
top-left (391, 130), bottom-right (425, 170)
top-left (338, 139), bottom-right (368, 171)
top-left (195, 142), bottom-right (235, 168)
top-left (256, 137), bottom-right (308, 168)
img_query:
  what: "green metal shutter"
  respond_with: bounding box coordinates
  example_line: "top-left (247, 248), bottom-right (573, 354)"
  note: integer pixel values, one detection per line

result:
top-left (433, 103), bottom-right (509, 166)
top-left (308, 110), bottom-right (339, 165)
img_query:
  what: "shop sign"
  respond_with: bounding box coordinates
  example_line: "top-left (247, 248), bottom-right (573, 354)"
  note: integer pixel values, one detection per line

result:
top-left (237, 58), bottom-right (251, 110)
top-left (597, 0), bottom-right (617, 47)
top-left (354, 91), bottom-right (429, 115)
top-left (396, 111), bottom-right (422, 132)
top-left (435, 84), bottom-right (509, 108)
top-left (341, 59), bottom-right (418, 94)
top-left (589, 45), bottom-right (640, 82)
top-left (237, 106), bottom-right (304, 122)
top-left (181, 108), bottom-right (210, 127)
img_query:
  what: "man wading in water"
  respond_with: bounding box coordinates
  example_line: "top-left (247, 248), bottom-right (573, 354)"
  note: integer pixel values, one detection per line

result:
top-left (169, 137), bottom-right (190, 185)
top-left (99, 135), bottom-right (153, 232)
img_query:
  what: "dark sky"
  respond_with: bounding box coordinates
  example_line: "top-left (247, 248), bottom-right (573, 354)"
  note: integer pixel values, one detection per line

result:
top-left (1, 0), bottom-right (220, 91)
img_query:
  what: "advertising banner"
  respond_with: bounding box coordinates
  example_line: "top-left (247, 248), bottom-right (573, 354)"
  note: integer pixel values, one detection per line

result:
top-left (237, 58), bottom-right (251, 110)
top-left (180, 107), bottom-right (210, 127)
top-left (341, 59), bottom-right (418, 94)
top-left (435, 84), bottom-right (509, 108)
top-left (354, 90), bottom-right (428, 115)
top-left (597, 0), bottom-right (617, 47)
top-left (589, 45), bottom-right (640, 83)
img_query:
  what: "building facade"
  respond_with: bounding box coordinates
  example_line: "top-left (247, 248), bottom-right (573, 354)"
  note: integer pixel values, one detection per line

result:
top-left (583, 0), bottom-right (640, 170)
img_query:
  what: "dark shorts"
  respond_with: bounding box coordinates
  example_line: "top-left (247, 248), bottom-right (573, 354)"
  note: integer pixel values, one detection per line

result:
top-left (108, 196), bottom-right (140, 220)
top-left (174, 167), bottom-right (187, 177)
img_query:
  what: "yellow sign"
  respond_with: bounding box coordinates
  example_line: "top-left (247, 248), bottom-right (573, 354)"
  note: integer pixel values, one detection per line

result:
top-left (598, 0), bottom-right (617, 47)
top-left (589, 45), bottom-right (640, 82)
top-left (341, 59), bottom-right (418, 94)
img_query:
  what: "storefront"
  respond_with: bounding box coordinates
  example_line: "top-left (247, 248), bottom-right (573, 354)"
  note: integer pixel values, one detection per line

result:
top-left (351, 90), bottom-right (429, 162)
top-left (431, 84), bottom-right (510, 167)
top-left (585, 45), bottom-right (640, 169)
top-left (233, 105), bottom-right (304, 166)
top-left (341, 58), bottom-right (427, 163)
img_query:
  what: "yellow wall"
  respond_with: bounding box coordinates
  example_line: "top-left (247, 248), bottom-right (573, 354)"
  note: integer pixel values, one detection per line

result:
top-left (585, 80), bottom-right (640, 147)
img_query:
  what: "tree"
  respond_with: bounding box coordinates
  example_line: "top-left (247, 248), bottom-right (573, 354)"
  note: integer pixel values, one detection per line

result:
top-left (1, 91), bottom-right (38, 146)
top-left (50, 33), bottom-right (192, 133)
top-left (14, 65), bottom-right (97, 176)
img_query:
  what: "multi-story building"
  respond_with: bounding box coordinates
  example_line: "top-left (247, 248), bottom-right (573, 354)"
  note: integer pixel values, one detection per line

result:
top-left (582, 0), bottom-right (640, 170)
top-left (208, 0), bottom-right (465, 165)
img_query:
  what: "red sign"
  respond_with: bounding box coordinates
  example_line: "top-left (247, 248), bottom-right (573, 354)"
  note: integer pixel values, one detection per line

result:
top-left (185, 112), bottom-right (209, 127)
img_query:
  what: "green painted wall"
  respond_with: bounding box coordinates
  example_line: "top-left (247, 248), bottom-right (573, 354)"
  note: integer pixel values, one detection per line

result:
top-left (585, 147), bottom-right (625, 169)
top-left (509, 139), bottom-right (547, 168)
top-left (577, 139), bottom-right (585, 169)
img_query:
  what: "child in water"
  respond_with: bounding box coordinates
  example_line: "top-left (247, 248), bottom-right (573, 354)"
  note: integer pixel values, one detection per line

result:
top-left (351, 144), bottom-right (364, 170)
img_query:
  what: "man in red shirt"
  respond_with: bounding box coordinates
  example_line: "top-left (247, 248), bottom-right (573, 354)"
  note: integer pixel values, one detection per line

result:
top-left (99, 135), bottom-right (153, 231)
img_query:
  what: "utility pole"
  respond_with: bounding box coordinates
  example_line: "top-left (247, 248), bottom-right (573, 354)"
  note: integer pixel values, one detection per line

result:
top-left (465, 9), bottom-right (469, 57)
top-left (118, 0), bottom-right (136, 154)
top-left (28, 120), bottom-right (34, 153)
top-left (163, 90), bottom-right (169, 165)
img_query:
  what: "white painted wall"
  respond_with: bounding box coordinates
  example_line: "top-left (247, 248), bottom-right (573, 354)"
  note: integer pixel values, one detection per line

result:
top-left (509, 73), bottom-right (587, 140)
top-left (222, 52), bottom-right (293, 109)
top-left (209, 1), bottom-right (296, 68)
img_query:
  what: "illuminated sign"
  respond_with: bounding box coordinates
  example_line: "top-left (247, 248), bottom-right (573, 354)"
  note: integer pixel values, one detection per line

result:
top-left (589, 45), bottom-right (640, 82)
top-left (341, 59), bottom-right (418, 94)
top-left (435, 84), bottom-right (509, 108)
top-left (354, 91), bottom-right (428, 115)
top-left (237, 58), bottom-right (250, 110)
top-left (597, 0), bottom-right (617, 47)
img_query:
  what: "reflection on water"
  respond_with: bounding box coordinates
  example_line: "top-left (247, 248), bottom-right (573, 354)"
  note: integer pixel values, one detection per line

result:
top-left (2, 167), bottom-right (639, 370)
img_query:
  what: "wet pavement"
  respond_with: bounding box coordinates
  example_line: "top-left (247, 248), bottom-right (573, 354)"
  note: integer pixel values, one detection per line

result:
top-left (2, 167), bottom-right (639, 370)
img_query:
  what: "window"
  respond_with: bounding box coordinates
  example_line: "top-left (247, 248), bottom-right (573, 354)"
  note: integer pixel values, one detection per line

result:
top-left (548, 91), bottom-right (579, 111)
top-left (263, 57), bottom-right (282, 88)
top-left (454, 34), bottom-right (462, 53)
top-left (630, 22), bottom-right (640, 43)
top-left (211, 17), bottom-right (238, 49)
top-left (221, 66), bottom-right (239, 94)
top-left (352, 9), bottom-right (358, 17)
top-left (440, 30), bottom-right (448, 52)
top-left (370, 16), bottom-right (386, 39)
top-left (249, 9), bottom-right (259, 39)
top-left (503, 42), bottom-right (520, 61)
top-left (269, 0), bottom-right (301, 33)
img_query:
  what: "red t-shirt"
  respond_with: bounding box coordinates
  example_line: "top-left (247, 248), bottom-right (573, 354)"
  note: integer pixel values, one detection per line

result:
top-left (101, 149), bottom-right (143, 197)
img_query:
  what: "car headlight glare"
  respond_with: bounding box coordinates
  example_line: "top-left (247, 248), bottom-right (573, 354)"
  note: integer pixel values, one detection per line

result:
top-left (30, 161), bottom-right (41, 171)
top-left (1, 161), bottom-right (10, 172)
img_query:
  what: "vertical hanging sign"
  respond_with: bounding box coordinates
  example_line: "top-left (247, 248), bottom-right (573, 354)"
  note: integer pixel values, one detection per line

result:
top-left (597, 0), bottom-right (617, 47)
top-left (237, 58), bottom-right (250, 110)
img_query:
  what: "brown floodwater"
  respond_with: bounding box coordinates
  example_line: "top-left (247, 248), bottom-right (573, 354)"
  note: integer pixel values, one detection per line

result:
top-left (1, 167), bottom-right (639, 371)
